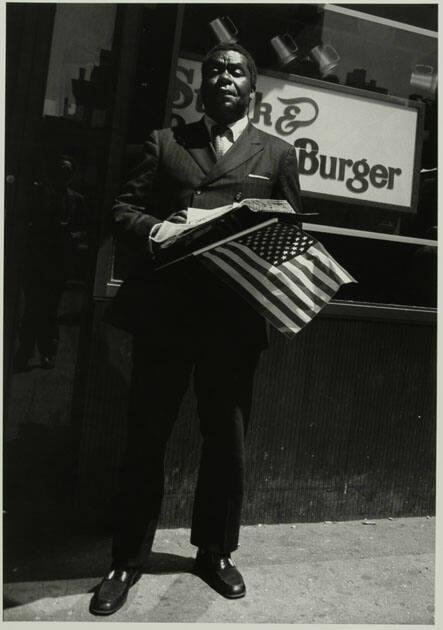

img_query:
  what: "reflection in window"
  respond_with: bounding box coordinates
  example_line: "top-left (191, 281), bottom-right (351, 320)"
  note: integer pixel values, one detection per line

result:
top-left (174, 4), bottom-right (437, 309)
top-left (43, 4), bottom-right (117, 126)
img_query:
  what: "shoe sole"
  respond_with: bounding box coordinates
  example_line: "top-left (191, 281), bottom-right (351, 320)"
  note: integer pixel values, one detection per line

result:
top-left (89, 605), bottom-right (120, 616)
top-left (222, 590), bottom-right (246, 599)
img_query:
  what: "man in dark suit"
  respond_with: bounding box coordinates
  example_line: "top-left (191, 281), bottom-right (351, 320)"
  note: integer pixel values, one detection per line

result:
top-left (90, 43), bottom-right (303, 616)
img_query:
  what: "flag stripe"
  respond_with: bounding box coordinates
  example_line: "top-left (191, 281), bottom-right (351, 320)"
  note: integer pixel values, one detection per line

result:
top-left (278, 261), bottom-right (334, 308)
top-left (203, 251), bottom-right (303, 334)
top-left (313, 242), bottom-right (355, 284)
top-left (293, 254), bottom-right (340, 294)
top-left (277, 265), bottom-right (325, 313)
top-left (279, 246), bottom-right (339, 299)
top-left (299, 250), bottom-right (341, 292)
top-left (209, 246), bottom-right (309, 328)
top-left (306, 242), bottom-right (354, 286)
top-left (285, 260), bottom-right (336, 306)
top-left (231, 243), bottom-right (330, 318)
top-left (225, 242), bottom-right (322, 322)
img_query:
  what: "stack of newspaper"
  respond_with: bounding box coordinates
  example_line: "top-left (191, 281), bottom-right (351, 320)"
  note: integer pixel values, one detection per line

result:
top-left (152, 198), bottom-right (302, 269)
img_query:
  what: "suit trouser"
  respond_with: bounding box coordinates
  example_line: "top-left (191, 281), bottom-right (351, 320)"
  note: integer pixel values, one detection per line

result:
top-left (18, 271), bottom-right (64, 359)
top-left (111, 335), bottom-right (262, 568)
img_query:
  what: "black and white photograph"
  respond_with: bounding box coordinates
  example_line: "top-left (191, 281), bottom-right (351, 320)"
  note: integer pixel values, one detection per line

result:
top-left (3, 1), bottom-right (437, 624)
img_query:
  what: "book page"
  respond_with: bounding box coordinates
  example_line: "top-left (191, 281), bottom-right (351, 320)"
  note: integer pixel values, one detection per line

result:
top-left (150, 199), bottom-right (299, 249)
top-left (150, 203), bottom-right (237, 247)
top-left (186, 204), bottom-right (236, 224)
top-left (241, 198), bottom-right (295, 213)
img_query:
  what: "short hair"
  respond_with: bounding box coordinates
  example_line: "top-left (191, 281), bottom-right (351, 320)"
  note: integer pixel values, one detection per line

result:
top-left (59, 154), bottom-right (75, 171)
top-left (45, 153), bottom-right (75, 177)
top-left (202, 42), bottom-right (257, 91)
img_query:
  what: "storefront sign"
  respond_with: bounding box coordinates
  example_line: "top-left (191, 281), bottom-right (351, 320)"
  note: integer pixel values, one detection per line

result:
top-left (171, 56), bottom-right (422, 212)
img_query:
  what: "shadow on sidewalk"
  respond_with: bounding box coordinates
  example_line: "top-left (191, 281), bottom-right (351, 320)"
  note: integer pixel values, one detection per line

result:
top-left (4, 549), bottom-right (195, 610)
top-left (3, 420), bottom-right (195, 611)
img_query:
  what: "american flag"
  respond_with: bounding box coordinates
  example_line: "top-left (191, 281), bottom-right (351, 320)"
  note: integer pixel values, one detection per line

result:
top-left (201, 221), bottom-right (356, 338)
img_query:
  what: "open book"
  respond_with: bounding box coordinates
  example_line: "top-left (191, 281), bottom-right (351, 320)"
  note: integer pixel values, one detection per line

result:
top-left (152, 198), bottom-right (306, 269)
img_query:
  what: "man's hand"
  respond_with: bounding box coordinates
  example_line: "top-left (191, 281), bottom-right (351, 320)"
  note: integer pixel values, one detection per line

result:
top-left (166, 209), bottom-right (188, 224)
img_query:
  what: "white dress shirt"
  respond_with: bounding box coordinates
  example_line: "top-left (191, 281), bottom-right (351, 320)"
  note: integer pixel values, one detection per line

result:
top-left (203, 114), bottom-right (249, 156)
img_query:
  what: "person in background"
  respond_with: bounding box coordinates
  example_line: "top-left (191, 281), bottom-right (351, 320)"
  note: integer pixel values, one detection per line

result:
top-left (14, 154), bottom-right (88, 371)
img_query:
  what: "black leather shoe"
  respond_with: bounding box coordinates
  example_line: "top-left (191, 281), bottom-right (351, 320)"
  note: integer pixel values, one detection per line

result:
top-left (194, 550), bottom-right (246, 599)
top-left (89, 567), bottom-right (142, 616)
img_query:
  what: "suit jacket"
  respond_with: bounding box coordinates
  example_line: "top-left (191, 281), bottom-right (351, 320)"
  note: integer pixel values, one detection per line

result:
top-left (106, 119), bottom-right (304, 348)
top-left (25, 184), bottom-right (87, 280)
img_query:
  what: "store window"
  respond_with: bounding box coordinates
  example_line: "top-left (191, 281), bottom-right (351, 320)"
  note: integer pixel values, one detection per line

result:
top-left (9, 4), bottom-right (120, 390)
top-left (43, 4), bottom-right (117, 123)
top-left (170, 4), bottom-right (437, 310)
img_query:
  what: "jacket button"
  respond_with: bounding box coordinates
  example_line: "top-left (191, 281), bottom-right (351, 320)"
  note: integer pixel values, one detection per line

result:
top-left (234, 192), bottom-right (243, 202)
top-left (195, 189), bottom-right (202, 196)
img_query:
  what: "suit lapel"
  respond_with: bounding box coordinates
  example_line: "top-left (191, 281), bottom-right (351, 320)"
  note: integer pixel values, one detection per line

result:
top-left (174, 119), bottom-right (264, 182)
top-left (173, 119), bottom-right (215, 174)
top-left (201, 123), bottom-right (264, 185)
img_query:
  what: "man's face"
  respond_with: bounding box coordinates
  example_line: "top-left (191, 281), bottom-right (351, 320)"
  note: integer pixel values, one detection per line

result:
top-left (52, 159), bottom-right (73, 187)
top-left (201, 50), bottom-right (254, 124)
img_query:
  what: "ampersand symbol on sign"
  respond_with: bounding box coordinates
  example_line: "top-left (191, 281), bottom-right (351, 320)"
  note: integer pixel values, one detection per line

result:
top-left (275, 97), bottom-right (319, 136)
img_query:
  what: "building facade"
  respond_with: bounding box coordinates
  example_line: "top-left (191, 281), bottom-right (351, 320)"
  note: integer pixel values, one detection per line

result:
top-left (5, 4), bottom-right (437, 526)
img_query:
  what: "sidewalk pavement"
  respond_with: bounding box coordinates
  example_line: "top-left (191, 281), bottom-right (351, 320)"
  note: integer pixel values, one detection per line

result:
top-left (3, 516), bottom-right (435, 624)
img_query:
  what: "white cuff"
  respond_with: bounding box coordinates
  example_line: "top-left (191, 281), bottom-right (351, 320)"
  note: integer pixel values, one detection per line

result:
top-left (148, 223), bottom-right (162, 254)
